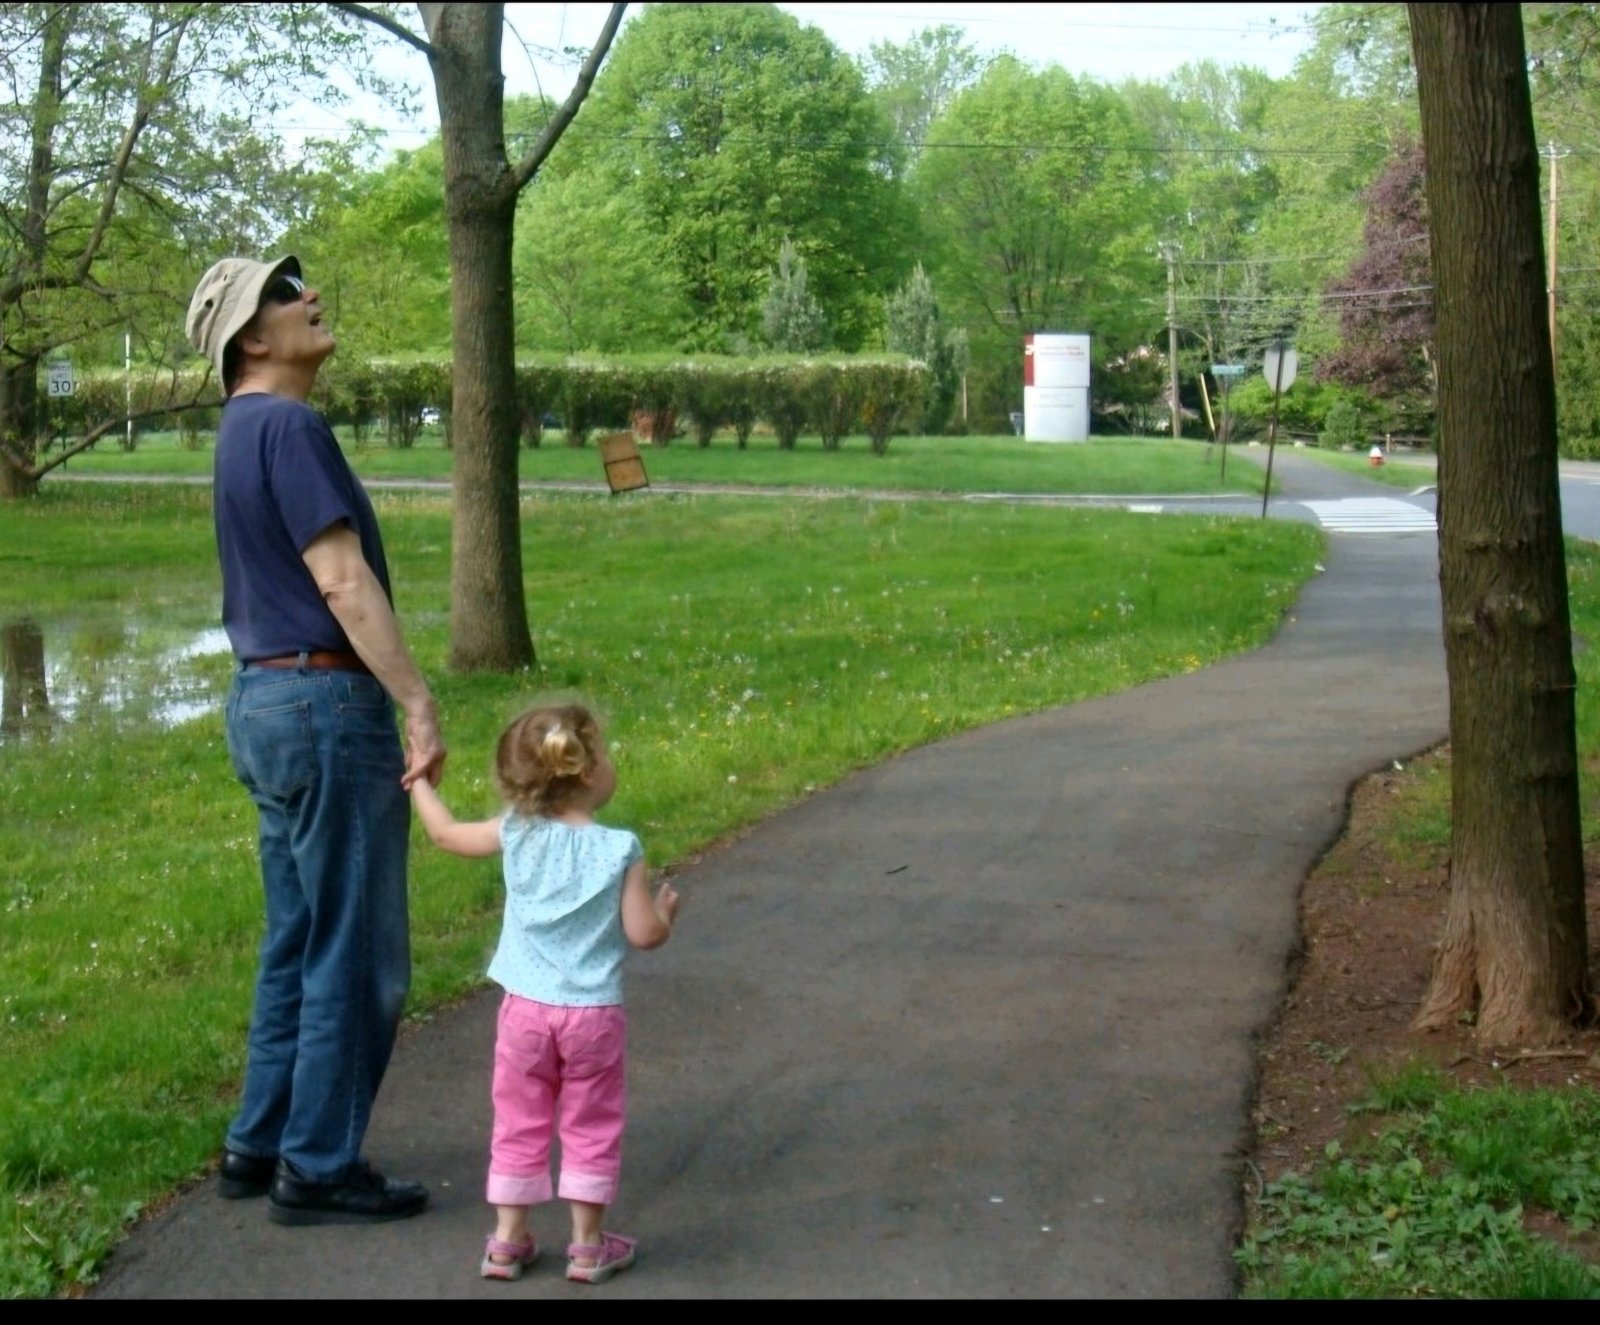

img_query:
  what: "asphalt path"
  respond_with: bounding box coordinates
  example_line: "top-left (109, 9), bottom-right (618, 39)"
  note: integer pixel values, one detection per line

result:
top-left (85, 447), bottom-right (1454, 1299)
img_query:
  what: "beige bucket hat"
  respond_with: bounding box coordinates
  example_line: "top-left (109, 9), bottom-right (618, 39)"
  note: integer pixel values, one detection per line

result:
top-left (185, 255), bottom-right (301, 389)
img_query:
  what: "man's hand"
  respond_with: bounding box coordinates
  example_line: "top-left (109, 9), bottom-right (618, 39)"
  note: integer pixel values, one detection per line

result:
top-left (402, 704), bottom-right (447, 789)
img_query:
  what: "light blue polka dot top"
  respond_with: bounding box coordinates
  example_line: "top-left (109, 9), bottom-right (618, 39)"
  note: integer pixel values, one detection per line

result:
top-left (487, 814), bottom-right (644, 1007)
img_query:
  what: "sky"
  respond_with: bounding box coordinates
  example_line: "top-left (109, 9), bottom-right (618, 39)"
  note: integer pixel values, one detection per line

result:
top-left (502, 3), bottom-right (1324, 92)
top-left (295, 3), bottom-right (1325, 148)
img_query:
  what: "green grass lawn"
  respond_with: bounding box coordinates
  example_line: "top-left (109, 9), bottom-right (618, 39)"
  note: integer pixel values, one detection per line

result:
top-left (1284, 443), bottom-right (1438, 491)
top-left (0, 480), bottom-right (1317, 1298)
top-left (51, 428), bottom-right (1268, 497)
top-left (1239, 1068), bottom-right (1600, 1299)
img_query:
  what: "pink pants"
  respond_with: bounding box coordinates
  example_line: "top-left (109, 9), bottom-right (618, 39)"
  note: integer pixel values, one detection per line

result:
top-left (486, 995), bottom-right (628, 1208)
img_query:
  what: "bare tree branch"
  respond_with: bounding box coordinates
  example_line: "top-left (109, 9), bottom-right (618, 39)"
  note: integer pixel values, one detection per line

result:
top-left (330, 2), bottom-right (434, 59)
top-left (0, 269), bottom-right (115, 307)
top-left (72, 14), bottom-right (193, 287)
top-left (509, 2), bottom-right (626, 193)
top-left (28, 393), bottom-right (221, 480)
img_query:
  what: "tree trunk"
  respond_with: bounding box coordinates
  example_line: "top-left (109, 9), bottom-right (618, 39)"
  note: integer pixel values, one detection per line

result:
top-left (0, 358), bottom-right (42, 500)
top-left (1408, 3), bottom-right (1590, 1045)
top-left (425, 3), bottom-right (534, 673)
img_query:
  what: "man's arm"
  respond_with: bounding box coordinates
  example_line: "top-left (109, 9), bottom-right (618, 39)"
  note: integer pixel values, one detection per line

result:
top-left (301, 522), bottom-right (446, 789)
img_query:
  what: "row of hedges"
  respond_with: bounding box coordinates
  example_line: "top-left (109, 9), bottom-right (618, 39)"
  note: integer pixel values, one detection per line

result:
top-left (49, 354), bottom-right (928, 455)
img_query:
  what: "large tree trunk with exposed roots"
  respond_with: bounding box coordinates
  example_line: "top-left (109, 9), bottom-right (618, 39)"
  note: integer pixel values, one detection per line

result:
top-left (1409, 3), bottom-right (1591, 1045)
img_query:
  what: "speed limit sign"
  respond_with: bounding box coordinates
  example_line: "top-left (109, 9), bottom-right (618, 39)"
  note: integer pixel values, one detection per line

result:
top-left (46, 360), bottom-right (76, 397)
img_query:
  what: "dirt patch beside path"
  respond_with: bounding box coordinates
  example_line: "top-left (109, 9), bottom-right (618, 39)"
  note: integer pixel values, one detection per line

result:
top-left (1248, 749), bottom-right (1600, 1191)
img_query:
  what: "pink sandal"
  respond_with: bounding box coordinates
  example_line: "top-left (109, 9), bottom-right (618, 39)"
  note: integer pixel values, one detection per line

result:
top-left (480, 1234), bottom-right (539, 1281)
top-left (565, 1231), bottom-right (637, 1284)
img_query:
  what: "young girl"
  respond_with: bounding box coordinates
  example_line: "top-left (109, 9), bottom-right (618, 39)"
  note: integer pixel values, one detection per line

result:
top-left (410, 702), bottom-right (680, 1285)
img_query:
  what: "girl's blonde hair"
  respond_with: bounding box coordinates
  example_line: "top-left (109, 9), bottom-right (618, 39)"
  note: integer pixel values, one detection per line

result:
top-left (495, 703), bottom-right (603, 816)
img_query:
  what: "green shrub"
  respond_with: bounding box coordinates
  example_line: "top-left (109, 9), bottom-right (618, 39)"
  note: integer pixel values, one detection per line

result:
top-left (1319, 399), bottom-right (1368, 451)
top-left (801, 363), bottom-right (859, 451)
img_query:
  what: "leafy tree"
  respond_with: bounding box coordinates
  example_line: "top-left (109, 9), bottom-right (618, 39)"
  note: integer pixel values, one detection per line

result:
top-left (1247, 2), bottom-right (1421, 365)
top-left (760, 237), bottom-right (828, 353)
top-left (1409, 1), bottom-right (1589, 1045)
top-left (912, 56), bottom-right (1164, 430)
top-left (0, 2), bottom-right (389, 498)
top-left (556, 2), bottom-right (909, 351)
top-left (512, 166), bottom-right (687, 355)
top-left (1317, 138), bottom-right (1434, 423)
top-left (281, 138), bottom-right (452, 359)
top-left (884, 262), bottom-right (962, 433)
top-left (862, 23), bottom-right (987, 170)
top-left (1122, 62), bottom-right (1292, 425)
top-left (1523, 3), bottom-right (1600, 453)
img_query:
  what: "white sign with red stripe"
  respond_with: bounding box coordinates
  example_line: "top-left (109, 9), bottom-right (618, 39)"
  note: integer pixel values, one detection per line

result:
top-left (1023, 333), bottom-right (1090, 442)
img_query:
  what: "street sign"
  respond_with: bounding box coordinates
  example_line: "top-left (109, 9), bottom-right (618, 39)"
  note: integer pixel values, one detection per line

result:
top-left (1210, 363), bottom-right (1247, 377)
top-left (46, 360), bottom-right (76, 397)
top-left (1263, 344), bottom-right (1299, 392)
top-left (1260, 341), bottom-right (1298, 520)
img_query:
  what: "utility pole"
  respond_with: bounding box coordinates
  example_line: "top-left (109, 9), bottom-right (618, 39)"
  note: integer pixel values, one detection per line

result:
top-left (1163, 242), bottom-right (1180, 440)
top-left (1545, 142), bottom-right (1570, 375)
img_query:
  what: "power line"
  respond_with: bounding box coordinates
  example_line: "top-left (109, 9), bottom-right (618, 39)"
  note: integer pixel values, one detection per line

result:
top-left (1178, 282), bottom-right (1434, 302)
top-left (1177, 235), bottom-right (1428, 267)
top-left (270, 117), bottom-right (1407, 160)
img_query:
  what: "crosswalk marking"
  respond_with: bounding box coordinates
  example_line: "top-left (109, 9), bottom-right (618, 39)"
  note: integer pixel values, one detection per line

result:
top-left (1300, 498), bottom-right (1437, 534)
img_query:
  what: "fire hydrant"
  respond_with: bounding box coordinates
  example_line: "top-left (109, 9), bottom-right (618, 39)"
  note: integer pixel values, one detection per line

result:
top-left (1369, 444), bottom-right (1385, 467)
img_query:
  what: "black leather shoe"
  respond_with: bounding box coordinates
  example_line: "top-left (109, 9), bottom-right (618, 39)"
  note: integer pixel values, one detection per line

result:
top-left (267, 1159), bottom-right (428, 1226)
top-left (218, 1149), bottom-right (275, 1200)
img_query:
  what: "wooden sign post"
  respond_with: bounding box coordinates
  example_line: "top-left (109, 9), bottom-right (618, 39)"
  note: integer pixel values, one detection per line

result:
top-left (597, 431), bottom-right (650, 495)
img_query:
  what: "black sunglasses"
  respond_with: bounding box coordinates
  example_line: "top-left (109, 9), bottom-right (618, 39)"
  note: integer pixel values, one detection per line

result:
top-left (261, 273), bottom-right (306, 305)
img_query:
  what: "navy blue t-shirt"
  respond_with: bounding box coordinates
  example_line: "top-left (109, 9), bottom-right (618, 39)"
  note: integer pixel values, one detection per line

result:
top-left (213, 392), bottom-right (392, 663)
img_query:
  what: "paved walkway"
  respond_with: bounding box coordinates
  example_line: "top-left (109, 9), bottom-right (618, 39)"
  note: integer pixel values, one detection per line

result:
top-left (89, 450), bottom-right (1449, 1299)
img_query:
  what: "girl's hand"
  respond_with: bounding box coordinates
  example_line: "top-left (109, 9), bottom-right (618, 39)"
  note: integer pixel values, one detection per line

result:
top-left (655, 882), bottom-right (681, 926)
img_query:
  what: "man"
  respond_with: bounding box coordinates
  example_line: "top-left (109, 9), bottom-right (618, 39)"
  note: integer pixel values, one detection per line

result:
top-left (186, 256), bottom-right (446, 1225)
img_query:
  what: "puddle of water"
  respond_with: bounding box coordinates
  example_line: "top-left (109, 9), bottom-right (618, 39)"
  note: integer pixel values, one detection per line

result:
top-left (1, 616), bottom-right (232, 745)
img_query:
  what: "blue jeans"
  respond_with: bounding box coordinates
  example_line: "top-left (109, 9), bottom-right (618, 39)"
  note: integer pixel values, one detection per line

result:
top-left (223, 662), bottom-right (411, 1182)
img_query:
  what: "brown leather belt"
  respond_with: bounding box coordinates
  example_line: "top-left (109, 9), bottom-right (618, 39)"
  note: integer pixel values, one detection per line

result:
top-left (251, 650), bottom-right (371, 676)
